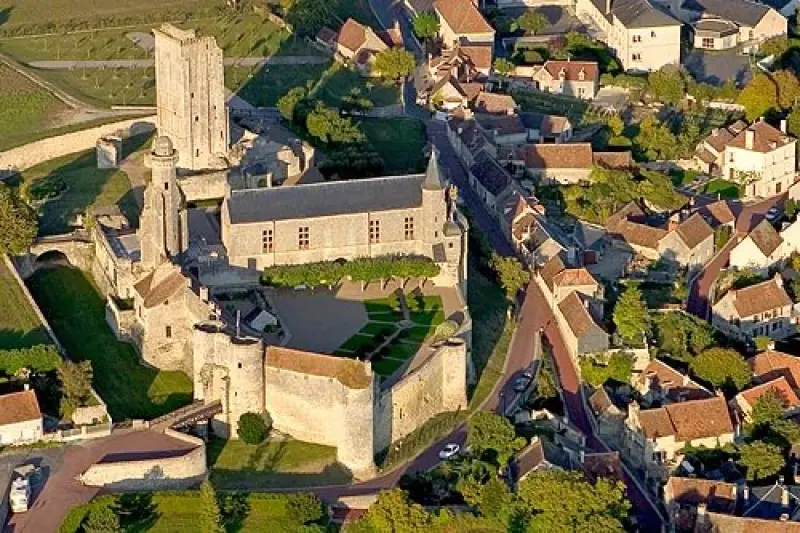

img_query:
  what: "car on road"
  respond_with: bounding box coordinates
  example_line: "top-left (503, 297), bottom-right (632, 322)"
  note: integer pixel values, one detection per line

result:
top-left (766, 207), bottom-right (781, 222)
top-left (513, 371), bottom-right (534, 392)
top-left (438, 443), bottom-right (461, 460)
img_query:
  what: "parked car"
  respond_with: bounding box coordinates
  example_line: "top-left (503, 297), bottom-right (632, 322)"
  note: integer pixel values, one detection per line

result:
top-left (438, 443), bottom-right (461, 460)
top-left (766, 207), bottom-right (781, 222)
top-left (513, 375), bottom-right (532, 393)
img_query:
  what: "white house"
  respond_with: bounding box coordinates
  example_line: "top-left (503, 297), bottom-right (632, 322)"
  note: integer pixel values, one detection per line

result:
top-left (728, 219), bottom-right (784, 273)
top-left (0, 390), bottom-right (43, 445)
top-left (712, 275), bottom-right (794, 342)
top-left (530, 60), bottom-right (600, 99)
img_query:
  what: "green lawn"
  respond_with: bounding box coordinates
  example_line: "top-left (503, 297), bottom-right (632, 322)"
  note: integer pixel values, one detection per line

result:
top-left (703, 178), bottom-right (741, 199)
top-left (320, 67), bottom-right (401, 109)
top-left (36, 67), bottom-right (157, 108)
top-left (26, 267), bottom-right (192, 420)
top-left (0, 260), bottom-right (51, 350)
top-left (227, 62), bottom-right (331, 108)
top-left (19, 149), bottom-right (140, 235)
top-left (208, 437), bottom-right (351, 490)
top-left (339, 333), bottom-right (376, 352)
top-left (0, 63), bottom-right (70, 151)
top-left (358, 118), bottom-right (427, 175)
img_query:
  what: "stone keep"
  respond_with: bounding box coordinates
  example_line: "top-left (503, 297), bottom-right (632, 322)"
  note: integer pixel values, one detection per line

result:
top-left (154, 24), bottom-right (229, 171)
top-left (140, 136), bottom-right (188, 269)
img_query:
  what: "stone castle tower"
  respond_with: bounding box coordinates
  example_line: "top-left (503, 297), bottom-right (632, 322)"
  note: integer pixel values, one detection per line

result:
top-left (140, 136), bottom-right (188, 269)
top-left (154, 24), bottom-right (229, 171)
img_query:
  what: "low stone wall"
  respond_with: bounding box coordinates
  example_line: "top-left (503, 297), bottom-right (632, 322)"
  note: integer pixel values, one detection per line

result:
top-left (78, 430), bottom-right (206, 490)
top-left (0, 116), bottom-right (155, 176)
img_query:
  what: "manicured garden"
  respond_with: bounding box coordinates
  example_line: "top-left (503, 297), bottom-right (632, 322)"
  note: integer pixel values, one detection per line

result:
top-left (319, 66), bottom-right (401, 109)
top-left (26, 267), bottom-right (192, 420)
top-left (36, 67), bottom-right (157, 108)
top-left (0, 259), bottom-right (51, 349)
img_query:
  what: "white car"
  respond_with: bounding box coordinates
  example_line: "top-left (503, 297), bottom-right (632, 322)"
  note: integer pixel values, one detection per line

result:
top-left (438, 443), bottom-right (461, 460)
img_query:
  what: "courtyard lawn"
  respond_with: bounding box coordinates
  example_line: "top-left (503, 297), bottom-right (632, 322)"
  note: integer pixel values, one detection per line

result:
top-left (357, 118), bottom-right (428, 175)
top-left (0, 63), bottom-right (70, 151)
top-left (207, 437), bottom-right (352, 489)
top-left (227, 62), bottom-right (331, 108)
top-left (703, 178), bottom-right (741, 199)
top-left (320, 67), bottom-right (401, 109)
top-left (338, 333), bottom-right (376, 353)
top-left (20, 149), bottom-right (139, 235)
top-left (0, 260), bottom-right (51, 350)
top-left (26, 267), bottom-right (192, 420)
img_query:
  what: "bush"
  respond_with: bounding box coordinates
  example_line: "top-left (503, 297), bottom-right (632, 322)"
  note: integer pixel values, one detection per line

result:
top-left (237, 412), bottom-right (270, 445)
top-left (82, 504), bottom-right (120, 533)
top-left (433, 320), bottom-right (460, 341)
top-left (286, 492), bottom-right (324, 524)
top-left (754, 336), bottom-right (773, 351)
top-left (0, 345), bottom-right (61, 376)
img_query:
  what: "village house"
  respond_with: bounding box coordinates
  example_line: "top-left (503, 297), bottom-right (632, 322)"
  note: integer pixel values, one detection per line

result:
top-left (475, 115), bottom-right (528, 147)
top-left (0, 390), bottom-right (44, 445)
top-left (473, 92), bottom-right (518, 116)
top-left (623, 396), bottom-right (735, 489)
top-left (589, 386), bottom-right (627, 448)
top-left (751, 348), bottom-right (800, 390)
top-left (468, 151), bottom-right (515, 212)
top-left (575, 0), bottom-right (682, 72)
top-left (434, 0), bottom-right (495, 48)
top-left (520, 113), bottom-right (574, 144)
top-left (316, 18), bottom-right (403, 75)
top-left (416, 46), bottom-right (490, 110)
top-left (530, 60), bottom-right (600, 99)
top-left (636, 359), bottom-right (713, 407)
top-left (696, 199), bottom-right (736, 229)
top-left (728, 219), bottom-right (784, 273)
top-left (730, 376), bottom-right (800, 423)
top-left (711, 275), bottom-right (794, 342)
top-left (446, 118), bottom-right (497, 168)
top-left (663, 477), bottom-right (739, 533)
top-left (498, 191), bottom-right (547, 256)
top-left (516, 143), bottom-right (633, 183)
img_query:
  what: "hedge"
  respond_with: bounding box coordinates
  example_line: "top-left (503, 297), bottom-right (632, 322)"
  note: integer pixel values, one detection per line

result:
top-left (261, 255), bottom-right (440, 288)
top-left (0, 344), bottom-right (61, 376)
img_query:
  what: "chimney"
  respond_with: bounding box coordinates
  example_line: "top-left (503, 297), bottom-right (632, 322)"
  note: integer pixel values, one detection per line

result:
top-left (768, 339), bottom-right (776, 351)
top-left (781, 119), bottom-right (788, 134)
top-left (745, 129), bottom-right (755, 150)
top-left (782, 479), bottom-right (790, 508)
top-left (774, 272), bottom-right (784, 287)
top-left (742, 483), bottom-right (750, 504)
top-left (23, 383), bottom-right (29, 391)
top-left (605, 0), bottom-right (612, 14)
top-left (580, 449), bottom-right (585, 463)
top-left (696, 503), bottom-right (707, 526)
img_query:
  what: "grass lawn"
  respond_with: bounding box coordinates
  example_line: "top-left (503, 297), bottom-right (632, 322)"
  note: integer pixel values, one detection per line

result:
top-left (207, 436), bottom-right (351, 490)
top-left (37, 67), bottom-right (156, 108)
top-left (0, 63), bottom-right (70, 151)
top-left (358, 118), bottom-right (427, 175)
top-left (227, 62), bottom-right (331, 108)
top-left (338, 333), bottom-right (376, 352)
top-left (384, 341), bottom-right (420, 360)
top-left (703, 178), bottom-right (741, 199)
top-left (0, 260), bottom-right (51, 350)
top-left (19, 149), bottom-right (140, 235)
top-left (320, 67), bottom-right (400, 109)
top-left (26, 267), bottom-right (192, 420)
top-left (372, 357), bottom-right (405, 375)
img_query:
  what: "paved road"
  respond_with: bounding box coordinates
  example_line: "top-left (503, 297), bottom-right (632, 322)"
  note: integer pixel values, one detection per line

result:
top-left (28, 56), bottom-right (330, 69)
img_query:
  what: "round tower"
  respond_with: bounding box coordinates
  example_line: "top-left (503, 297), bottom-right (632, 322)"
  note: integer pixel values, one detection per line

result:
top-left (224, 336), bottom-right (266, 437)
top-left (338, 363), bottom-right (378, 479)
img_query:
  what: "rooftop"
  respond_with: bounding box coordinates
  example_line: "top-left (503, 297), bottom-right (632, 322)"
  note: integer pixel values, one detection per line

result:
top-left (751, 349), bottom-right (800, 389)
top-left (469, 151), bottom-right (512, 196)
top-left (540, 60), bottom-right (599, 82)
top-left (638, 396), bottom-right (734, 441)
top-left (728, 277), bottom-right (792, 318)
top-left (0, 390), bottom-right (42, 426)
top-left (748, 219), bottom-right (783, 257)
top-left (558, 291), bottom-right (602, 338)
top-left (265, 346), bottom-right (372, 389)
top-left (664, 476), bottom-right (738, 514)
top-left (434, 0), bottom-right (494, 34)
top-left (737, 376), bottom-right (800, 410)
top-left (675, 213), bottom-right (714, 249)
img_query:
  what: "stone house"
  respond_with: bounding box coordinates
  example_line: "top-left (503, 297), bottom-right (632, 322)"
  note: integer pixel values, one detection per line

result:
top-left (711, 275), bottom-right (794, 342)
top-left (499, 192), bottom-right (548, 258)
top-left (446, 118), bottom-right (497, 168)
top-left (519, 113), bottom-right (574, 144)
top-left (530, 60), bottom-right (600, 99)
top-left (468, 151), bottom-right (514, 213)
top-left (475, 115), bottom-right (528, 147)
top-left (316, 18), bottom-right (402, 75)
top-left (696, 199), bottom-right (736, 229)
top-left (473, 92), bottom-right (517, 116)
top-left (636, 359), bottom-right (713, 407)
top-left (575, 0), bottom-right (682, 72)
top-left (434, 0), bottom-right (495, 48)
top-left (730, 376), bottom-right (800, 423)
top-left (416, 46), bottom-right (490, 108)
top-left (729, 219), bottom-right (785, 273)
top-left (0, 390), bottom-right (43, 445)
top-left (516, 143), bottom-right (633, 184)
top-left (623, 396), bottom-right (735, 489)
top-left (589, 386), bottom-right (626, 448)
top-left (663, 477), bottom-right (739, 533)
top-left (750, 348), bottom-right (800, 390)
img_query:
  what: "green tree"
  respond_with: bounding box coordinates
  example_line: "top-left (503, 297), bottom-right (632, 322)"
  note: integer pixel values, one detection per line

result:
top-left (237, 412), bottom-right (270, 444)
top-left (199, 480), bottom-right (225, 533)
top-left (493, 58), bottom-right (515, 88)
top-left (647, 66), bottom-right (685, 105)
top-left (787, 106), bottom-right (800, 138)
top-left (635, 115), bottom-right (678, 160)
top-left (374, 48), bottom-right (416, 81)
top-left (748, 389), bottom-right (800, 446)
top-left (83, 504), bottom-right (121, 533)
top-left (612, 286), bottom-right (650, 344)
top-left (652, 311), bottom-right (714, 362)
top-left (277, 87), bottom-right (307, 122)
top-left (689, 347), bottom-right (751, 391)
top-left (608, 115), bottom-right (625, 137)
top-left (0, 184), bottom-right (38, 255)
top-left (287, 492), bottom-right (324, 524)
top-left (477, 477), bottom-right (515, 525)
top-left (512, 12), bottom-right (548, 35)
top-left (738, 441), bottom-right (784, 481)
top-left (412, 12), bottom-right (439, 54)
top-left (57, 360), bottom-right (93, 417)
top-left (363, 489), bottom-right (431, 533)
top-left (286, 0), bottom-right (336, 37)
top-left (761, 36), bottom-right (790, 58)
top-left (754, 336), bottom-right (773, 352)
top-left (305, 103), bottom-right (364, 145)
top-left (580, 351), bottom-right (635, 387)
top-left (489, 254), bottom-right (530, 302)
top-left (467, 411), bottom-right (526, 466)
top-left (517, 469), bottom-right (629, 532)
top-left (737, 73), bottom-right (779, 121)
top-left (775, 70), bottom-right (800, 109)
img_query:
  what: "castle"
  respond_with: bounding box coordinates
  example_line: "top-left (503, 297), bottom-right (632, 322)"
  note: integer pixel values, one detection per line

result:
top-left (87, 24), bottom-right (471, 478)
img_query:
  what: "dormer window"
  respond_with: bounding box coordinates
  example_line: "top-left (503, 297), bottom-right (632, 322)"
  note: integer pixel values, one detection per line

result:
top-left (578, 69), bottom-right (585, 81)
top-left (558, 68), bottom-right (566, 80)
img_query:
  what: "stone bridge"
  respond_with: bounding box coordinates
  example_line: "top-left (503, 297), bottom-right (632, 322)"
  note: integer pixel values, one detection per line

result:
top-left (150, 400), bottom-right (223, 431)
top-left (16, 231), bottom-right (94, 277)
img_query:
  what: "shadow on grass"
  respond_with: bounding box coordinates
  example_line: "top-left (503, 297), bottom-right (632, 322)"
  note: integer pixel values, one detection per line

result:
top-left (0, 327), bottom-right (51, 350)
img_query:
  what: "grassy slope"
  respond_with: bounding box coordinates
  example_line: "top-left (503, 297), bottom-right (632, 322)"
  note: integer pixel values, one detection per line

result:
top-left (26, 267), bottom-right (191, 420)
top-left (0, 260), bottom-right (51, 349)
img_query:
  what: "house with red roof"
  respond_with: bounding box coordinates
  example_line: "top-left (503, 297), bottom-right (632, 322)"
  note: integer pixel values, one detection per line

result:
top-left (731, 376), bottom-right (800, 422)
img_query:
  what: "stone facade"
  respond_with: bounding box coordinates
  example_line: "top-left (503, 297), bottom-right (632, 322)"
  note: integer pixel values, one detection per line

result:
top-left (154, 24), bottom-right (229, 171)
top-left (96, 136), bottom-right (122, 169)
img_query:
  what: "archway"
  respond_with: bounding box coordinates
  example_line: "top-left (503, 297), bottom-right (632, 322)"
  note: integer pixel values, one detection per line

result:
top-left (34, 250), bottom-right (72, 269)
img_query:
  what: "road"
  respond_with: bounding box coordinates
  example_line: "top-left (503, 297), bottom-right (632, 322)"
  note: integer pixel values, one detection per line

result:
top-left (27, 56), bottom-right (330, 69)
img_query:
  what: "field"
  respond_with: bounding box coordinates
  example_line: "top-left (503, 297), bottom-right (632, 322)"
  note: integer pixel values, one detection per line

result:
top-left (0, 63), bottom-right (70, 151)
top-left (227, 62), bottom-right (331, 108)
top-left (26, 267), bottom-right (192, 420)
top-left (0, 260), bottom-right (51, 350)
top-left (208, 437), bottom-right (351, 489)
top-left (358, 118), bottom-right (428, 175)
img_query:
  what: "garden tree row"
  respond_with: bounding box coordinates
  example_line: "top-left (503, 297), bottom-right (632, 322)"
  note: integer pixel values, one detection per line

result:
top-left (261, 255), bottom-right (440, 288)
top-left (738, 70), bottom-right (800, 121)
top-left (0, 183), bottom-right (38, 255)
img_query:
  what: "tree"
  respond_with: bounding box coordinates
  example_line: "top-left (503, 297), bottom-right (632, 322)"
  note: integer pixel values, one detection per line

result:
top-left (489, 254), bottom-right (529, 302)
top-left (277, 87), bottom-right (307, 123)
top-left (635, 115), bottom-right (678, 160)
top-left (237, 412), bottom-right (270, 444)
top-left (754, 336), bottom-right (773, 352)
top-left (0, 184), bottom-right (38, 255)
top-left (285, 0), bottom-right (336, 37)
top-left (58, 360), bottom-right (93, 416)
top-left (747, 389), bottom-right (800, 446)
top-left (374, 48), bottom-right (416, 81)
top-left (512, 12), bottom-right (548, 35)
top-left (477, 477), bottom-right (515, 525)
top-left (467, 412), bottom-right (526, 466)
top-left (651, 311), bottom-right (714, 362)
top-left (761, 36), bottom-right (790, 58)
top-left (412, 12), bottom-right (439, 53)
top-left (517, 469), bottom-right (630, 532)
top-left (580, 351), bottom-right (635, 387)
top-left (612, 286), bottom-right (650, 344)
top-left (774, 70), bottom-right (800, 109)
top-left (689, 347), bottom-right (751, 391)
top-left (83, 504), bottom-right (121, 533)
top-left (493, 58), bottom-right (515, 88)
top-left (305, 103), bottom-right (364, 145)
top-left (737, 73), bottom-right (779, 121)
top-left (287, 492), bottom-right (324, 524)
top-left (363, 488), bottom-right (431, 533)
top-left (787, 106), bottom-right (800, 139)
top-left (738, 441), bottom-right (784, 481)
top-left (607, 115), bottom-right (625, 137)
top-left (647, 66), bottom-right (685, 105)
top-left (199, 480), bottom-right (225, 533)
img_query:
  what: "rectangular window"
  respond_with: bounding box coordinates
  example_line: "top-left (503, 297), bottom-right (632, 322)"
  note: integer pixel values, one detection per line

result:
top-left (633, 35), bottom-right (641, 43)
top-left (262, 229), bottom-right (273, 253)
top-left (166, 326), bottom-right (172, 338)
top-left (632, 53), bottom-right (641, 61)
top-left (404, 216), bottom-right (415, 240)
top-left (702, 37), bottom-right (714, 49)
top-left (298, 226), bottom-right (310, 250)
top-left (369, 219), bottom-right (381, 244)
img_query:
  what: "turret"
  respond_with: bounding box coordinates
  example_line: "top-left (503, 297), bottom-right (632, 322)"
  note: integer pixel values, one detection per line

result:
top-left (421, 150), bottom-right (448, 245)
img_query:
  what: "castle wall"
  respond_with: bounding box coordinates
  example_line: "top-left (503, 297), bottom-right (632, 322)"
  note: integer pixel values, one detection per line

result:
top-left (139, 292), bottom-right (195, 372)
top-left (179, 171), bottom-right (228, 202)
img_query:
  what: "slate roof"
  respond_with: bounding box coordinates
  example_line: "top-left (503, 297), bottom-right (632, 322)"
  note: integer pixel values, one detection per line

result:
top-left (0, 390), bottom-right (41, 426)
top-left (226, 174), bottom-right (425, 223)
top-left (608, 0), bottom-right (680, 28)
top-left (638, 396), bottom-right (734, 441)
top-left (434, 0), bottom-right (494, 34)
top-left (686, 0), bottom-right (772, 27)
top-left (469, 151), bottom-right (512, 196)
top-left (751, 350), bottom-right (800, 389)
top-left (729, 277), bottom-right (792, 318)
top-left (748, 219), bottom-right (783, 257)
top-left (266, 346), bottom-right (372, 389)
top-left (449, 119), bottom-right (493, 155)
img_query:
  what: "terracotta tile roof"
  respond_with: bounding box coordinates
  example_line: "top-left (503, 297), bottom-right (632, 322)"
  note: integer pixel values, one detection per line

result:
top-left (378, 27), bottom-right (404, 48)
top-left (476, 114), bottom-right (526, 136)
top-left (540, 253), bottom-right (567, 289)
top-left (638, 359), bottom-right (712, 400)
top-left (748, 219), bottom-right (783, 257)
top-left (460, 82), bottom-right (484, 101)
top-left (605, 201), bottom-right (646, 232)
top-left (558, 291), bottom-right (601, 338)
top-left (675, 213), bottom-right (714, 250)
top-left (521, 143), bottom-right (594, 169)
top-left (593, 151), bottom-right (633, 169)
top-left (699, 200), bottom-right (735, 226)
top-left (542, 60), bottom-right (599, 82)
top-left (737, 376), bottom-right (800, 411)
top-left (703, 126), bottom-right (736, 153)
top-left (133, 267), bottom-right (187, 309)
top-left (0, 390), bottom-right (41, 426)
top-left (337, 18), bottom-right (367, 53)
top-left (540, 114), bottom-right (571, 136)
top-left (552, 267), bottom-right (598, 288)
top-left (460, 44), bottom-right (493, 70)
top-left (615, 220), bottom-right (668, 250)
top-left (589, 386), bottom-right (615, 415)
top-left (473, 92), bottom-right (517, 115)
top-left (727, 120), bottom-right (794, 153)
top-left (730, 277), bottom-right (792, 318)
top-left (696, 146), bottom-right (717, 164)
top-left (582, 451), bottom-right (624, 484)
top-left (434, 0), bottom-right (494, 35)
top-left (513, 213), bottom-right (537, 241)
top-left (751, 350), bottom-right (800, 389)
top-left (266, 346), bottom-right (372, 389)
top-left (664, 476), bottom-right (738, 513)
top-left (639, 396), bottom-right (734, 441)
top-left (701, 511), bottom-right (800, 532)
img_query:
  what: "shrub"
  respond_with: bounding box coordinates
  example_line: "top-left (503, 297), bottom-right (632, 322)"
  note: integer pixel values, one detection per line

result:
top-left (286, 492), bottom-right (324, 524)
top-left (0, 345), bottom-right (61, 376)
top-left (82, 504), bottom-right (120, 533)
top-left (433, 319), bottom-right (460, 341)
top-left (237, 412), bottom-right (270, 445)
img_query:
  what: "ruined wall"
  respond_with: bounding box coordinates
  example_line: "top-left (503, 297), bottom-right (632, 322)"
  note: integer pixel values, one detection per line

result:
top-left (179, 171), bottom-right (228, 202)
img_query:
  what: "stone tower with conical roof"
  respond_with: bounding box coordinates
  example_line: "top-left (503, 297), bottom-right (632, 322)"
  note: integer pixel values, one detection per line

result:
top-left (421, 149), bottom-right (450, 246)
